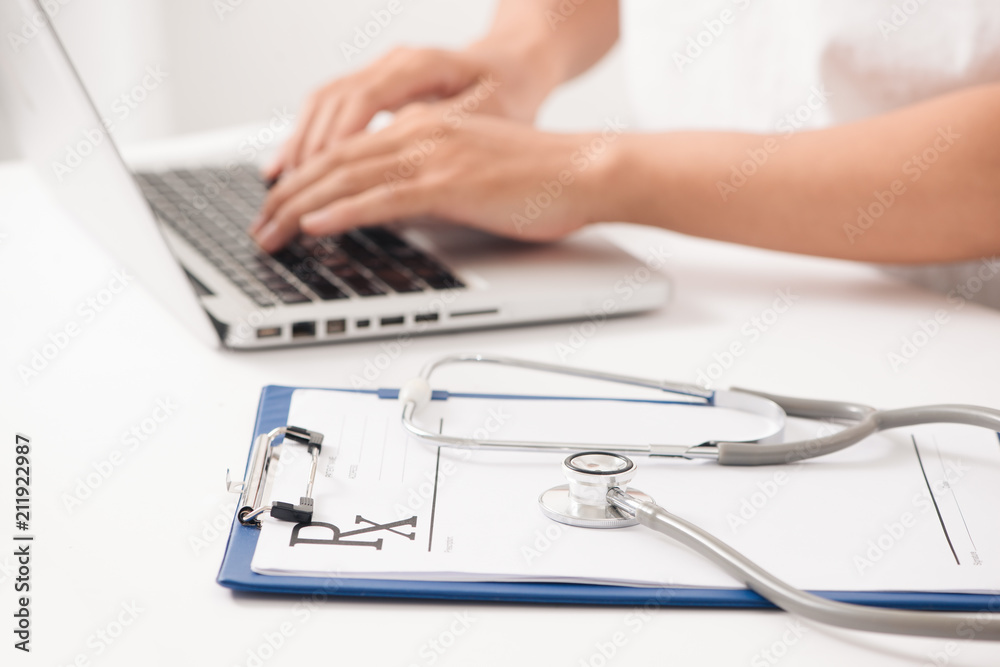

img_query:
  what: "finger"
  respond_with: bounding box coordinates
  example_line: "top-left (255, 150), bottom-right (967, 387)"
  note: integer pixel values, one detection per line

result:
top-left (254, 156), bottom-right (400, 252)
top-left (252, 212), bottom-right (302, 254)
top-left (261, 143), bottom-right (286, 181)
top-left (326, 51), bottom-right (471, 141)
top-left (255, 119), bottom-right (421, 228)
top-left (299, 96), bottom-right (343, 165)
top-left (278, 90), bottom-right (328, 173)
top-left (300, 181), bottom-right (430, 237)
top-left (327, 94), bottom-right (381, 143)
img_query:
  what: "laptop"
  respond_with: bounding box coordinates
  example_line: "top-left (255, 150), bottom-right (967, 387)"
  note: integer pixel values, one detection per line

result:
top-left (0, 0), bottom-right (669, 349)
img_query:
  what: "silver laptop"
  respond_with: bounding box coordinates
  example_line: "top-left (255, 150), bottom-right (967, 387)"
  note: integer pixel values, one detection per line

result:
top-left (0, 0), bottom-right (668, 349)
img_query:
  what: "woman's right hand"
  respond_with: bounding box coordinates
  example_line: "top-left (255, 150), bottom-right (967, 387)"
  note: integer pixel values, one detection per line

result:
top-left (264, 44), bottom-right (550, 179)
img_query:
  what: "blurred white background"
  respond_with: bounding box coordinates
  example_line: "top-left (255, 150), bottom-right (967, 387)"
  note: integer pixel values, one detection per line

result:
top-left (0, 0), bottom-right (631, 160)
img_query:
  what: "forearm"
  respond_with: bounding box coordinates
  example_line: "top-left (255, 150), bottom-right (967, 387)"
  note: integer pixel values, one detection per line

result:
top-left (468, 0), bottom-right (619, 106)
top-left (600, 84), bottom-right (1000, 263)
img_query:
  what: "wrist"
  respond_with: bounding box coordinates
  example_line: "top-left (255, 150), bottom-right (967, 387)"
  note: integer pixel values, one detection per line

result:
top-left (464, 31), bottom-right (565, 120)
top-left (580, 128), bottom-right (646, 225)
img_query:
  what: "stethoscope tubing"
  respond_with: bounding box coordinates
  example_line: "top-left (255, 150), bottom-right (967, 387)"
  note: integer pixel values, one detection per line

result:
top-left (399, 354), bottom-right (1000, 465)
top-left (398, 353), bottom-right (1000, 640)
top-left (609, 489), bottom-right (1000, 640)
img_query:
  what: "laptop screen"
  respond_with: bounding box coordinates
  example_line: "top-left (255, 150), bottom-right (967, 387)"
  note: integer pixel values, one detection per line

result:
top-left (0, 0), bottom-right (219, 346)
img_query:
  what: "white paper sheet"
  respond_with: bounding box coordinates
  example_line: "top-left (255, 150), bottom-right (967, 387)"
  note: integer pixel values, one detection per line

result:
top-left (251, 389), bottom-right (1000, 593)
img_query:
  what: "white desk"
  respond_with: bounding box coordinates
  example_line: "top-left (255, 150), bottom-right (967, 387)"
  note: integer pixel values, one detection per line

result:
top-left (2, 157), bottom-right (1000, 666)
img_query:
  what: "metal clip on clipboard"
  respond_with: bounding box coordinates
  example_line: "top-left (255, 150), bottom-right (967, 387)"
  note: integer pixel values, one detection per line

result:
top-left (226, 426), bottom-right (325, 526)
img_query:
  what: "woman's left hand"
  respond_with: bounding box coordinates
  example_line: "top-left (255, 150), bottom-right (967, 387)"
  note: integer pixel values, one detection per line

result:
top-left (250, 105), bottom-right (623, 252)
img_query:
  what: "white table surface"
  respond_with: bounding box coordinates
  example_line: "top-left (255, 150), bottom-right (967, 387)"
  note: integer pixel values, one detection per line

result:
top-left (2, 155), bottom-right (999, 666)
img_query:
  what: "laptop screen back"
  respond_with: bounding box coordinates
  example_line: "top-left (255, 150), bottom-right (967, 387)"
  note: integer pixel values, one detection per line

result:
top-left (0, 0), bottom-right (220, 347)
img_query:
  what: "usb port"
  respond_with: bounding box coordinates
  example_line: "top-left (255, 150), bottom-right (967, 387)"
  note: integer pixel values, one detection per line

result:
top-left (326, 319), bottom-right (346, 334)
top-left (256, 326), bottom-right (281, 339)
top-left (414, 312), bottom-right (439, 323)
top-left (292, 321), bottom-right (316, 338)
top-left (356, 319), bottom-right (371, 329)
top-left (380, 315), bottom-right (405, 326)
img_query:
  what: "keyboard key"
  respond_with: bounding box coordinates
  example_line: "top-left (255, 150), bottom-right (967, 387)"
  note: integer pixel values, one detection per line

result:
top-left (423, 273), bottom-right (466, 290)
top-left (319, 252), bottom-right (352, 270)
top-left (357, 226), bottom-right (408, 250)
top-left (274, 288), bottom-right (311, 304)
top-left (305, 280), bottom-right (348, 301)
top-left (373, 267), bottom-right (422, 293)
top-left (338, 234), bottom-right (381, 264)
top-left (138, 167), bottom-right (463, 303)
top-left (326, 265), bottom-right (385, 297)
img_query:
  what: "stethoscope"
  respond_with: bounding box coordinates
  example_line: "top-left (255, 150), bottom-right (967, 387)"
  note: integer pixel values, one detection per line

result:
top-left (397, 353), bottom-right (1000, 640)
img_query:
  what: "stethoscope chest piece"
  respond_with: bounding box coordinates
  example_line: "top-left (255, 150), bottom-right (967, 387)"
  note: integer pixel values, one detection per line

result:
top-left (539, 452), bottom-right (653, 528)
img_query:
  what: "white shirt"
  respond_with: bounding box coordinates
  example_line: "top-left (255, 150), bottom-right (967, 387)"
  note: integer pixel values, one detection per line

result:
top-left (619, 0), bottom-right (1000, 307)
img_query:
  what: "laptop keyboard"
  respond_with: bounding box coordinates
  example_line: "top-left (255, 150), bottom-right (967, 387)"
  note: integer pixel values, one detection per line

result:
top-left (133, 167), bottom-right (464, 307)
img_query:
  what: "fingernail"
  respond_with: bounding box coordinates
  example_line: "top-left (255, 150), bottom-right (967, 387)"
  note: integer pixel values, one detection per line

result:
top-left (300, 211), bottom-right (326, 234)
top-left (254, 221), bottom-right (280, 251)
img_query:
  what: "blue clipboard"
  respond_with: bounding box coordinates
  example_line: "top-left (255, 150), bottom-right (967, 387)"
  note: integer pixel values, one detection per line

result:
top-left (217, 385), bottom-right (1000, 611)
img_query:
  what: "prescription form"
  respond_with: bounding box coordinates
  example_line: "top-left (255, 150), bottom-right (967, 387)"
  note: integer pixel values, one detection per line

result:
top-left (251, 389), bottom-right (1000, 593)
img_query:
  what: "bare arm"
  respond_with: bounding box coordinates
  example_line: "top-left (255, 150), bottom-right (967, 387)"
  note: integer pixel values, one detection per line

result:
top-left (265, 0), bottom-right (619, 180)
top-left (258, 48), bottom-right (999, 263)
top-left (602, 84), bottom-right (1000, 263)
top-left (467, 0), bottom-right (620, 114)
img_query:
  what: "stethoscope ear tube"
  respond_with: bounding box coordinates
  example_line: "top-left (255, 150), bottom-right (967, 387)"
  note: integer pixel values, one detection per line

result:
top-left (608, 488), bottom-right (1000, 640)
top-left (712, 398), bottom-right (1000, 466)
top-left (402, 355), bottom-right (1000, 466)
top-left (712, 414), bottom-right (880, 465)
